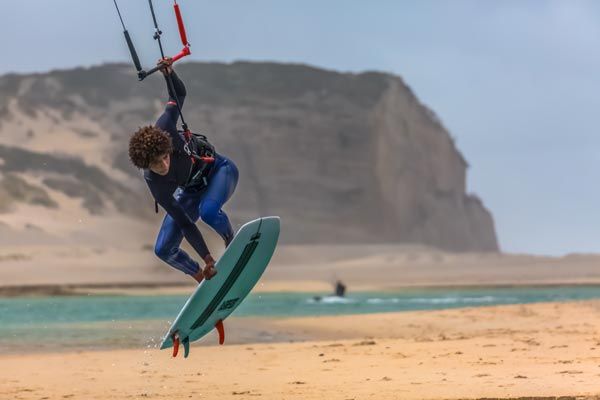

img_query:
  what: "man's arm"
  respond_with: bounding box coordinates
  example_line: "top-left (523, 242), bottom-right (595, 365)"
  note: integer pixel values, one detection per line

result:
top-left (166, 70), bottom-right (187, 108)
top-left (155, 69), bottom-right (187, 146)
top-left (156, 69), bottom-right (187, 125)
top-left (150, 182), bottom-right (210, 261)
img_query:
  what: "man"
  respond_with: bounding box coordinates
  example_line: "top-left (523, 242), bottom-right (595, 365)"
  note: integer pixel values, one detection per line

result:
top-left (128, 58), bottom-right (239, 283)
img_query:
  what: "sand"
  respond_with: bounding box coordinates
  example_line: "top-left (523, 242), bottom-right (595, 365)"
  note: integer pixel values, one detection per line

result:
top-left (3, 301), bottom-right (600, 399)
top-left (4, 196), bottom-right (600, 397)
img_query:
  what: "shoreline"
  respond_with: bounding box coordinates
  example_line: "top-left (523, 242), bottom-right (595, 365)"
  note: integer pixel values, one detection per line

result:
top-left (5, 280), bottom-right (600, 297)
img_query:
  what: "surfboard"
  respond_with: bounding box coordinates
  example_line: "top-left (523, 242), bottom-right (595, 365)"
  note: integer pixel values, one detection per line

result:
top-left (160, 216), bottom-right (280, 358)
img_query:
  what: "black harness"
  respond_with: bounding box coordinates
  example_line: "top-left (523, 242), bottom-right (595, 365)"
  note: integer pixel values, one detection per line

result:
top-left (182, 132), bottom-right (216, 189)
top-left (153, 132), bottom-right (216, 214)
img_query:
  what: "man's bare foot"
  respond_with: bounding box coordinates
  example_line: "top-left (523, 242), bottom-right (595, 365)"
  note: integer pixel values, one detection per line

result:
top-left (203, 254), bottom-right (218, 280)
top-left (203, 265), bottom-right (217, 280)
top-left (192, 270), bottom-right (204, 284)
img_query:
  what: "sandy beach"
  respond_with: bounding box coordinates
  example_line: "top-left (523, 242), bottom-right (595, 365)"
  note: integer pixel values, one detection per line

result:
top-left (3, 300), bottom-right (600, 399)
top-left (3, 218), bottom-right (600, 399)
top-left (4, 241), bottom-right (600, 398)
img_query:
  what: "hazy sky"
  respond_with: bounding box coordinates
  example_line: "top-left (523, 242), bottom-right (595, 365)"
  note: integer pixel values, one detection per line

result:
top-left (1, 0), bottom-right (598, 256)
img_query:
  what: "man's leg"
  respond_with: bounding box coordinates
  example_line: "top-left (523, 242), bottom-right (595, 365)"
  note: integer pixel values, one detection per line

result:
top-left (199, 156), bottom-right (239, 246)
top-left (154, 190), bottom-right (203, 278)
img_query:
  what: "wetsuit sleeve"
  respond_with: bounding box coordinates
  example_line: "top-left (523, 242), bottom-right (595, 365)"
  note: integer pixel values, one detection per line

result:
top-left (155, 71), bottom-right (187, 146)
top-left (166, 71), bottom-right (186, 106)
top-left (149, 182), bottom-right (210, 260)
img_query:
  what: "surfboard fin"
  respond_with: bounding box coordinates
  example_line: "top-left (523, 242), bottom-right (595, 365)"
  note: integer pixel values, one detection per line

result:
top-left (182, 337), bottom-right (190, 358)
top-left (172, 333), bottom-right (180, 357)
top-left (215, 319), bottom-right (225, 345)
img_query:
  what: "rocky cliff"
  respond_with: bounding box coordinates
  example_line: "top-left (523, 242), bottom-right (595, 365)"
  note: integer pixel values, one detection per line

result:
top-left (0, 62), bottom-right (498, 252)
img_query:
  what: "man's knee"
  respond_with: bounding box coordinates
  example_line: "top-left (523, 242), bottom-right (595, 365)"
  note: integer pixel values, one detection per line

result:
top-left (199, 199), bottom-right (220, 226)
top-left (154, 241), bottom-right (175, 261)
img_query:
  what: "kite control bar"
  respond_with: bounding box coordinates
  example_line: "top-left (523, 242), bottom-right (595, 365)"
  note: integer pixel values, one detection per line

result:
top-left (112, 0), bottom-right (197, 138)
top-left (112, 0), bottom-right (191, 81)
top-left (140, 0), bottom-right (191, 80)
top-left (113, 0), bottom-right (143, 74)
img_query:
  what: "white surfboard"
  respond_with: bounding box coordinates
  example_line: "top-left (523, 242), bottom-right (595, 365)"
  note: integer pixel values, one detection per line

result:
top-left (160, 216), bottom-right (280, 358)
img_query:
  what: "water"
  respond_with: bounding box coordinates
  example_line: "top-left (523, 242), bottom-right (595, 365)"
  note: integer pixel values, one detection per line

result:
top-left (2, 286), bottom-right (600, 352)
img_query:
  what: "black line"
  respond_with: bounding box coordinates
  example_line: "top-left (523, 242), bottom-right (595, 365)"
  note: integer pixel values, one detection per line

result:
top-left (113, 0), bottom-right (127, 30)
top-left (250, 218), bottom-right (263, 241)
top-left (190, 240), bottom-right (259, 330)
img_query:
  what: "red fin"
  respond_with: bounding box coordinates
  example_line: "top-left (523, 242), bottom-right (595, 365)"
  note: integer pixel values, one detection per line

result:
top-left (215, 319), bottom-right (225, 345)
top-left (172, 334), bottom-right (180, 357)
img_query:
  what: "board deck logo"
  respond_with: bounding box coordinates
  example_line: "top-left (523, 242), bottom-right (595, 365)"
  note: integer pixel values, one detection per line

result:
top-left (218, 298), bottom-right (240, 311)
top-left (190, 240), bottom-right (259, 330)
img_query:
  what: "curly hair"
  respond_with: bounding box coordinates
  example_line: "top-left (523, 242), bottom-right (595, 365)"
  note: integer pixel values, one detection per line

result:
top-left (128, 126), bottom-right (173, 169)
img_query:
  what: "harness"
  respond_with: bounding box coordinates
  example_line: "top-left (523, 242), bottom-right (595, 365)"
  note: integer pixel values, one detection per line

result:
top-left (152, 132), bottom-right (216, 214)
top-left (182, 132), bottom-right (216, 189)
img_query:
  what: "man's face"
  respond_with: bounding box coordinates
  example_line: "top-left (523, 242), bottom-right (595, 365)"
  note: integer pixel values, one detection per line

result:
top-left (149, 153), bottom-right (170, 176)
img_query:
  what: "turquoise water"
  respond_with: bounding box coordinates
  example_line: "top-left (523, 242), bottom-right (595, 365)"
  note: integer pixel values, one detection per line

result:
top-left (2, 286), bottom-right (600, 352)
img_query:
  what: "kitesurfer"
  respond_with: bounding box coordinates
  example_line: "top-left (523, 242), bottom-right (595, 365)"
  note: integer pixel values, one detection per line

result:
top-left (128, 58), bottom-right (239, 284)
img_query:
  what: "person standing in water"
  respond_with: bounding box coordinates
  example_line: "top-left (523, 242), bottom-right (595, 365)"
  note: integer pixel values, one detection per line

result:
top-left (128, 58), bottom-right (239, 283)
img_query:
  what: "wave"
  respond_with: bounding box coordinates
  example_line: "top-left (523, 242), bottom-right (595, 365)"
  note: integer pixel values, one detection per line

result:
top-left (307, 295), bottom-right (520, 306)
top-left (407, 296), bottom-right (518, 304)
top-left (306, 296), bottom-right (356, 304)
top-left (366, 298), bottom-right (401, 304)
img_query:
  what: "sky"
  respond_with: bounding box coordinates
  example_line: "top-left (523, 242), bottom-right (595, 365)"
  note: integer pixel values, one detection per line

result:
top-left (1, 0), bottom-right (598, 256)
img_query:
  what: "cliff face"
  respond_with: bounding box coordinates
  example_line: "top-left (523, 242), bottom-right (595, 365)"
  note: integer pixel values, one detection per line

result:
top-left (369, 79), bottom-right (497, 251)
top-left (0, 62), bottom-right (498, 252)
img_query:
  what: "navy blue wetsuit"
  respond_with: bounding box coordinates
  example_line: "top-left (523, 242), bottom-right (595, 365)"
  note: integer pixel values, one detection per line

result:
top-left (146, 72), bottom-right (239, 276)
